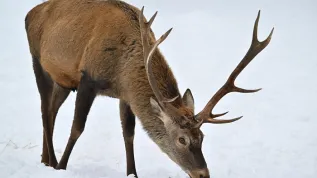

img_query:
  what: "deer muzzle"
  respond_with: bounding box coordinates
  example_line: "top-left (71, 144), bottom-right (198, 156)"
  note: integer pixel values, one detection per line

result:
top-left (187, 168), bottom-right (210, 178)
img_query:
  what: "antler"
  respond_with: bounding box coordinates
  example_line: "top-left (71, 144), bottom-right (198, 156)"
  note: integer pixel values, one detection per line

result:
top-left (194, 10), bottom-right (274, 127)
top-left (139, 7), bottom-right (179, 108)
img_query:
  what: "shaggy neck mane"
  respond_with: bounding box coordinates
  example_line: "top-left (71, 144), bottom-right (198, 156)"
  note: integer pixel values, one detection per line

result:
top-left (150, 50), bottom-right (182, 107)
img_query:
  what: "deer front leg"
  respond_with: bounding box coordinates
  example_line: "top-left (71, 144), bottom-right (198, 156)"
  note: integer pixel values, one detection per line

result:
top-left (119, 101), bottom-right (137, 177)
top-left (56, 71), bottom-right (97, 170)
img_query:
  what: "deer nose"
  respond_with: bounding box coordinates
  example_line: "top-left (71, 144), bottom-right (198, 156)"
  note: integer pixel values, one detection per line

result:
top-left (188, 168), bottom-right (210, 178)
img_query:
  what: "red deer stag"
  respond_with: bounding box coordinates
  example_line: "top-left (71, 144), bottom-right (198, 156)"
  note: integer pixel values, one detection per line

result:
top-left (25, 0), bottom-right (273, 177)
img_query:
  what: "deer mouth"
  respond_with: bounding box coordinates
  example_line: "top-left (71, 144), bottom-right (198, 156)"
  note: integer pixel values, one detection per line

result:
top-left (187, 169), bottom-right (210, 178)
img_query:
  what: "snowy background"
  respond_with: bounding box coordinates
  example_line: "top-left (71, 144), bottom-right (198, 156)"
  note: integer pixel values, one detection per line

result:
top-left (0, 0), bottom-right (316, 178)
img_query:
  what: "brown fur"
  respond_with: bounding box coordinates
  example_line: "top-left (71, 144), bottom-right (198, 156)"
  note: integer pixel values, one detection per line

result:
top-left (25, 0), bottom-right (207, 177)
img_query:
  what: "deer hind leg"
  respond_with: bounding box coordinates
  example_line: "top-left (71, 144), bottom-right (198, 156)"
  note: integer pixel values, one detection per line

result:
top-left (56, 71), bottom-right (98, 170)
top-left (32, 57), bottom-right (70, 167)
top-left (41, 83), bottom-right (70, 166)
top-left (119, 101), bottom-right (137, 177)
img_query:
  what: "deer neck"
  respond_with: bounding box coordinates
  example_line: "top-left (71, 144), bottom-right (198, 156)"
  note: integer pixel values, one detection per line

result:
top-left (127, 52), bottom-right (181, 145)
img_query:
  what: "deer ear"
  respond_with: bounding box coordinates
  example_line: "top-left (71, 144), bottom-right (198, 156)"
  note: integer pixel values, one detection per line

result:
top-left (150, 97), bottom-right (172, 125)
top-left (150, 97), bottom-right (163, 114)
top-left (182, 88), bottom-right (195, 113)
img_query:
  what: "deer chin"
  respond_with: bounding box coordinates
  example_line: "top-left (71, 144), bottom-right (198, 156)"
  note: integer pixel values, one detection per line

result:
top-left (186, 169), bottom-right (210, 178)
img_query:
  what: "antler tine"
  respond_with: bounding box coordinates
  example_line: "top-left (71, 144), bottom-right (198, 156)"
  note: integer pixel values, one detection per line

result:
top-left (194, 115), bottom-right (242, 128)
top-left (148, 11), bottom-right (158, 27)
top-left (195, 10), bottom-right (274, 125)
top-left (252, 10), bottom-right (275, 46)
top-left (212, 111), bottom-right (229, 118)
top-left (139, 7), bottom-right (179, 107)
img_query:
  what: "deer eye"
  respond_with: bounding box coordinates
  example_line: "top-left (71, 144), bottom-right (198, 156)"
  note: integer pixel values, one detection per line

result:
top-left (179, 137), bottom-right (186, 145)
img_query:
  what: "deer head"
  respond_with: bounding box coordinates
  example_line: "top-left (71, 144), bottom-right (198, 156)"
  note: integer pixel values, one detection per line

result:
top-left (139, 7), bottom-right (274, 178)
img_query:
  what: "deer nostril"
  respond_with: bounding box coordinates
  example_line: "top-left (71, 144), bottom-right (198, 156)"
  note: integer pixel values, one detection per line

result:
top-left (200, 175), bottom-right (210, 178)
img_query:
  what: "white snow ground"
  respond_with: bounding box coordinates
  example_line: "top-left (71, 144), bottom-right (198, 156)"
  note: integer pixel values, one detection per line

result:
top-left (0, 0), bottom-right (316, 178)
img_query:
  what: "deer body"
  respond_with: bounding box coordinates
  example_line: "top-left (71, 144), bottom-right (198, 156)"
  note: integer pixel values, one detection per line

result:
top-left (27, 0), bottom-right (182, 139)
top-left (25, 0), bottom-right (273, 178)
